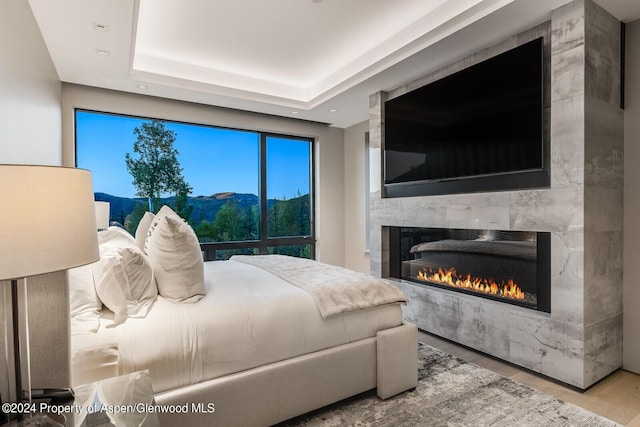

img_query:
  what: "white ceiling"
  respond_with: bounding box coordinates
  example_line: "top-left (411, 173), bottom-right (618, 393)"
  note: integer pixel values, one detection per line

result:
top-left (28, 0), bottom-right (640, 128)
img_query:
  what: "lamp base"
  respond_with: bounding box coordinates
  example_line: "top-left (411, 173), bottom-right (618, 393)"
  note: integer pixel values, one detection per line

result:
top-left (10, 280), bottom-right (24, 406)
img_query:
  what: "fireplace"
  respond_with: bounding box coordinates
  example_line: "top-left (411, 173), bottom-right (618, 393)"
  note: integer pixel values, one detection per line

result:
top-left (388, 227), bottom-right (551, 312)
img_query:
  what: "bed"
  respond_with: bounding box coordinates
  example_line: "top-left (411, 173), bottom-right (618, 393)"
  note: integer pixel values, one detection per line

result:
top-left (69, 206), bottom-right (417, 426)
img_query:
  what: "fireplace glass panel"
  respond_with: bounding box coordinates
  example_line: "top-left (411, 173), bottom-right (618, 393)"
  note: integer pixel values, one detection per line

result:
top-left (391, 227), bottom-right (550, 312)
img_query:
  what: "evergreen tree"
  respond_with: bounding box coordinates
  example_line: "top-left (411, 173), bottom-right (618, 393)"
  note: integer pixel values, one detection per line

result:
top-left (195, 219), bottom-right (215, 242)
top-left (211, 201), bottom-right (243, 241)
top-left (243, 204), bottom-right (258, 240)
top-left (127, 203), bottom-right (149, 235)
top-left (174, 182), bottom-right (194, 224)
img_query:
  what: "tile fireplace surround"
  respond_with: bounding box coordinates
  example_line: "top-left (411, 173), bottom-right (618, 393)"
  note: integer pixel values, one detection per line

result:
top-left (369, 0), bottom-right (623, 389)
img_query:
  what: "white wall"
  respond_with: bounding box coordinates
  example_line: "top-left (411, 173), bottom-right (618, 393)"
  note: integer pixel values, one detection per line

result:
top-left (623, 19), bottom-right (640, 373)
top-left (0, 0), bottom-right (61, 165)
top-left (343, 121), bottom-right (370, 273)
top-left (60, 84), bottom-right (346, 267)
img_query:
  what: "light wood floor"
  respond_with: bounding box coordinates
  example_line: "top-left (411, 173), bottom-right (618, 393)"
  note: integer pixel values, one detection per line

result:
top-left (419, 331), bottom-right (640, 426)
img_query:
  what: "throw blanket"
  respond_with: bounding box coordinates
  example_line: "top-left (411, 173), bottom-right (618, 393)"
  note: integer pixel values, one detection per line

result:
top-left (230, 255), bottom-right (407, 318)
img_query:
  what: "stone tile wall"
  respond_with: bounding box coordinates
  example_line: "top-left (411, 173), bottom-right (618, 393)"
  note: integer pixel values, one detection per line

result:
top-left (369, 0), bottom-right (623, 388)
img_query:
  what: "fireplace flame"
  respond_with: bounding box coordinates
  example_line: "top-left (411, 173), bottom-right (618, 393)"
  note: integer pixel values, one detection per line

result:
top-left (416, 267), bottom-right (525, 300)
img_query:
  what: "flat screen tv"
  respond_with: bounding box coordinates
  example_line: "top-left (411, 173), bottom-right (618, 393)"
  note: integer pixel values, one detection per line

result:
top-left (384, 37), bottom-right (548, 198)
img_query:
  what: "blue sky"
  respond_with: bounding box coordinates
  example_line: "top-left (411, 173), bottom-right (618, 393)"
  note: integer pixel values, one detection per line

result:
top-left (76, 111), bottom-right (311, 199)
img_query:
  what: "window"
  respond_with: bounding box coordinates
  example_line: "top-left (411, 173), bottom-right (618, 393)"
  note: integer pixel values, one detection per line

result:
top-left (75, 110), bottom-right (314, 260)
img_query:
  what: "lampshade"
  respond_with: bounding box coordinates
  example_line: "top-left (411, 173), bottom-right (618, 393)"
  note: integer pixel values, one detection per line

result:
top-left (95, 201), bottom-right (110, 231)
top-left (0, 165), bottom-right (100, 281)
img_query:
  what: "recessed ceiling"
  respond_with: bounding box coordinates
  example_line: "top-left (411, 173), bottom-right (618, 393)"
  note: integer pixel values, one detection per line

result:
top-left (132, 0), bottom-right (480, 104)
top-left (28, 0), bottom-right (640, 128)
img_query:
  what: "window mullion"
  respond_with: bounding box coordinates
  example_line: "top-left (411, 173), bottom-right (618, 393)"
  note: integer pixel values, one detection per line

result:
top-left (259, 134), bottom-right (268, 255)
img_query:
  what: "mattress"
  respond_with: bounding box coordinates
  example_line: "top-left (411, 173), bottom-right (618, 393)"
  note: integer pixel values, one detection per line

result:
top-left (71, 259), bottom-right (403, 393)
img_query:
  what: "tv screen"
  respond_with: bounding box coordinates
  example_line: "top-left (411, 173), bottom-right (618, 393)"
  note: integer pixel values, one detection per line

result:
top-left (384, 37), bottom-right (545, 196)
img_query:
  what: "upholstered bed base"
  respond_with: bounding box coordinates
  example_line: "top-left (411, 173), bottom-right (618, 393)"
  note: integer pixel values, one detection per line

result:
top-left (155, 322), bottom-right (418, 426)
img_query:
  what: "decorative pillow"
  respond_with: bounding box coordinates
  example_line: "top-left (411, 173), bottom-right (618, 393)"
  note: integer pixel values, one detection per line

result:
top-left (93, 227), bottom-right (157, 325)
top-left (68, 263), bottom-right (101, 334)
top-left (99, 225), bottom-right (138, 248)
top-left (135, 211), bottom-right (155, 250)
top-left (145, 205), bottom-right (205, 303)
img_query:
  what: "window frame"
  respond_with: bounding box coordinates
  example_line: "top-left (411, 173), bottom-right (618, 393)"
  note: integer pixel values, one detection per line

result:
top-left (74, 108), bottom-right (316, 260)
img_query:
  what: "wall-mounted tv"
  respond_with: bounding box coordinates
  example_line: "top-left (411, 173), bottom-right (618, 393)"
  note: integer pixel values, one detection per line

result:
top-left (384, 37), bottom-right (548, 198)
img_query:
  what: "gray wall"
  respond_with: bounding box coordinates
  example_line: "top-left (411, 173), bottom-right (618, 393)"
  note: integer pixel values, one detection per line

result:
top-left (623, 19), bottom-right (640, 373)
top-left (0, 0), bottom-right (61, 164)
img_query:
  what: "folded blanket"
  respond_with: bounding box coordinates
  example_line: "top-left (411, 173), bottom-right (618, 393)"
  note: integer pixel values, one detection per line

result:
top-left (230, 254), bottom-right (407, 318)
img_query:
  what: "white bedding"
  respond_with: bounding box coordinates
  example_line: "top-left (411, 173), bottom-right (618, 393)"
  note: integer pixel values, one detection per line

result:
top-left (71, 259), bottom-right (403, 393)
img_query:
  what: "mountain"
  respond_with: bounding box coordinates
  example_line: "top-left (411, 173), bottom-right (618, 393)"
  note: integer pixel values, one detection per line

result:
top-left (189, 192), bottom-right (259, 224)
top-left (94, 193), bottom-right (146, 223)
top-left (94, 192), bottom-right (286, 225)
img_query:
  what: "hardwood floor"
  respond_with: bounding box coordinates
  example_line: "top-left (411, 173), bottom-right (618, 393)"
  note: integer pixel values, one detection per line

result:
top-left (419, 331), bottom-right (640, 426)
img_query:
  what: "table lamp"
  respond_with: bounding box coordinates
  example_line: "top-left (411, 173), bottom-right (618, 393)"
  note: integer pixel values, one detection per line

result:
top-left (0, 165), bottom-right (99, 421)
top-left (95, 201), bottom-right (110, 231)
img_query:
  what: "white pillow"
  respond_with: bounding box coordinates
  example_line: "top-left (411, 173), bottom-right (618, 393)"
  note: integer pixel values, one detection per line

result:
top-left (98, 225), bottom-right (138, 248)
top-left (93, 227), bottom-right (157, 325)
top-left (68, 263), bottom-right (101, 334)
top-left (135, 211), bottom-right (155, 251)
top-left (145, 205), bottom-right (205, 303)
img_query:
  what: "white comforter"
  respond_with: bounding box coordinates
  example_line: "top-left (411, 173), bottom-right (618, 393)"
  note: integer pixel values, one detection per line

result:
top-left (72, 259), bottom-right (403, 393)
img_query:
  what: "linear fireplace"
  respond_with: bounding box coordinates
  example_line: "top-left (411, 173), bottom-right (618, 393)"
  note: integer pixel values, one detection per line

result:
top-left (388, 227), bottom-right (551, 312)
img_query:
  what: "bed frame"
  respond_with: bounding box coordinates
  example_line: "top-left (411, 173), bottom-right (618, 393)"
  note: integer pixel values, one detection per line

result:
top-left (155, 322), bottom-right (417, 426)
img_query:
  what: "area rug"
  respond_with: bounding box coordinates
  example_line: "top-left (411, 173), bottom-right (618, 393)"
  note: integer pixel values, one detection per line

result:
top-left (281, 343), bottom-right (621, 427)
